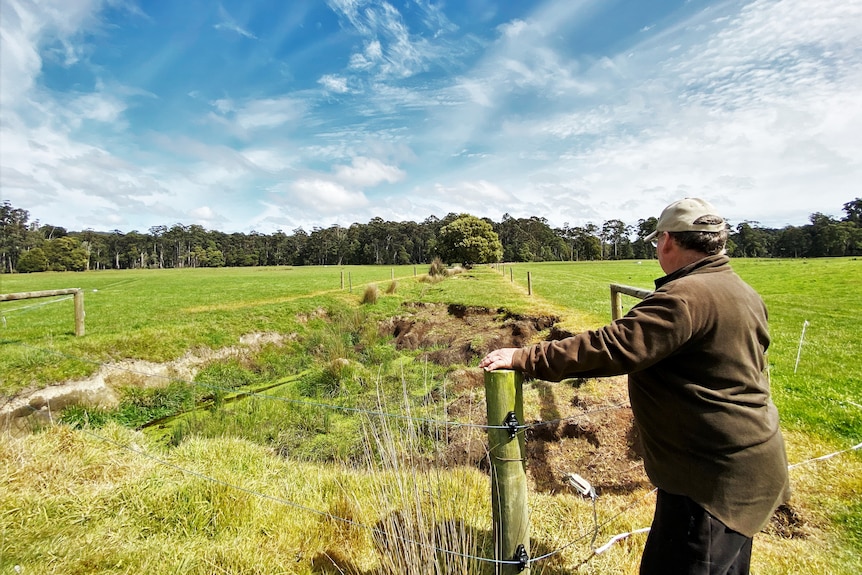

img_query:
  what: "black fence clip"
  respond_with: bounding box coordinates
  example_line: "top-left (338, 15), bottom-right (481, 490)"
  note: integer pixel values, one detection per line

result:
top-left (503, 411), bottom-right (520, 439)
top-left (514, 544), bottom-right (530, 572)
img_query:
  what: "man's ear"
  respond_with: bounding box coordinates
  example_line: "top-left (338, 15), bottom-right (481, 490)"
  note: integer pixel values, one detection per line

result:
top-left (659, 232), bottom-right (674, 253)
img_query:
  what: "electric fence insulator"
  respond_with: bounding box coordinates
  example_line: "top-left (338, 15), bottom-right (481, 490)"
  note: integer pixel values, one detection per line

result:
top-left (514, 544), bottom-right (529, 572)
top-left (503, 411), bottom-right (520, 439)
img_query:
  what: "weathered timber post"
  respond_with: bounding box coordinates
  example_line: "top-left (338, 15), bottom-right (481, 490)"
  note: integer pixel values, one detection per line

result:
top-left (391, 268), bottom-right (394, 280)
top-left (611, 287), bottom-right (623, 321)
top-left (485, 369), bottom-right (530, 574)
top-left (510, 268), bottom-right (513, 283)
top-left (73, 289), bottom-right (85, 336)
top-left (341, 270), bottom-right (345, 290)
top-left (527, 272), bottom-right (532, 296)
top-left (610, 284), bottom-right (653, 320)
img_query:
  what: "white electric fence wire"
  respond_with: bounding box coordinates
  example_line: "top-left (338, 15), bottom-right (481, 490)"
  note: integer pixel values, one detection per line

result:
top-left (1, 296), bottom-right (74, 327)
top-left (787, 442), bottom-right (862, 470)
top-left (529, 488), bottom-right (658, 563)
top-left (794, 320), bottom-right (810, 374)
top-left (593, 527), bottom-right (652, 555)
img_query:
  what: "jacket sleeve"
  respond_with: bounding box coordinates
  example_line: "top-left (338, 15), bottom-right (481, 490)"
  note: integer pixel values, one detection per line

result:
top-left (511, 290), bottom-right (695, 382)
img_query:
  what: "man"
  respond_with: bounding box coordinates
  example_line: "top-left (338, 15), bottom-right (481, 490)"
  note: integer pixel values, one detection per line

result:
top-left (480, 198), bottom-right (789, 575)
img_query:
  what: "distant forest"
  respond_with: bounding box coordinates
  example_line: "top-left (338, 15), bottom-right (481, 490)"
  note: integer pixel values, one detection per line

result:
top-left (1, 199), bottom-right (860, 273)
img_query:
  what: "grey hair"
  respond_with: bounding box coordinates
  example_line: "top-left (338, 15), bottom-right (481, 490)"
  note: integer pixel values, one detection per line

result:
top-left (668, 216), bottom-right (728, 255)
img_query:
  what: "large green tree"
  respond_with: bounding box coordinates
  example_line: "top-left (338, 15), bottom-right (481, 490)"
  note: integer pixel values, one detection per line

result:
top-left (16, 248), bottom-right (49, 273)
top-left (43, 237), bottom-right (89, 271)
top-left (437, 214), bottom-right (503, 265)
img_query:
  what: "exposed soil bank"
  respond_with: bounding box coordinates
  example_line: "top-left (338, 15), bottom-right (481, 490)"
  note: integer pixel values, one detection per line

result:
top-left (0, 332), bottom-right (288, 435)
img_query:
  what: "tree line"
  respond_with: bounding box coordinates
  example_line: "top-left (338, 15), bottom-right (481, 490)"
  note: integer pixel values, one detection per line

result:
top-left (1, 199), bottom-right (860, 273)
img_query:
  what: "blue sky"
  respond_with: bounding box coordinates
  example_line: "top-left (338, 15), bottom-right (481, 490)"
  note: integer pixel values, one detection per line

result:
top-left (2, 0), bottom-right (860, 234)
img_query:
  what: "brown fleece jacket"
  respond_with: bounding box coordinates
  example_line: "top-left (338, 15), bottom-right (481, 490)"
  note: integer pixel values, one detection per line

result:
top-left (512, 254), bottom-right (790, 537)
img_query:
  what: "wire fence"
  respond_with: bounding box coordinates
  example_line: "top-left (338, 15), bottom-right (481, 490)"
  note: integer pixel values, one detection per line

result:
top-left (0, 294), bottom-right (74, 327)
top-left (4, 340), bottom-right (861, 570)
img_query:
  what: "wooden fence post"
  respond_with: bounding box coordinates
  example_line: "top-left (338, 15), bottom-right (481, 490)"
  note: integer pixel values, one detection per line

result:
top-left (341, 270), bottom-right (345, 290)
top-left (485, 369), bottom-right (530, 574)
top-left (609, 284), bottom-right (653, 320)
top-left (527, 272), bottom-right (532, 296)
top-left (611, 286), bottom-right (623, 321)
top-left (73, 289), bottom-right (85, 337)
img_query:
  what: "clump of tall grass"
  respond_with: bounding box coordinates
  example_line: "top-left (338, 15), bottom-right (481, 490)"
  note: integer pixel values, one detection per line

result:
top-left (386, 280), bottom-right (398, 294)
top-left (428, 257), bottom-right (447, 277)
top-left (353, 377), bottom-right (494, 574)
top-left (362, 284), bottom-right (379, 304)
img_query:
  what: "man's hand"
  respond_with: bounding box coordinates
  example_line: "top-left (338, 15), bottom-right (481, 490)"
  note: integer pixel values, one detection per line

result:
top-left (479, 348), bottom-right (518, 371)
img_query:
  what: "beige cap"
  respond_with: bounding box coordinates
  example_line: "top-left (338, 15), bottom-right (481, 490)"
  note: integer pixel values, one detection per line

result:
top-left (644, 198), bottom-right (726, 242)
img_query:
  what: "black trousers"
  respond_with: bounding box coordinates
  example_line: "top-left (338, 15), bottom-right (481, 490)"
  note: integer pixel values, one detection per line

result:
top-left (639, 489), bottom-right (753, 575)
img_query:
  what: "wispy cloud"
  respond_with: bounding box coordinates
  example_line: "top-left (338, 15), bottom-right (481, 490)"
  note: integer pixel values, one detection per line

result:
top-left (214, 5), bottom-right (257, 39)
top-left (209, 96), bottom-right (308, 134)
top-left (328, 0), bottom-right (454, 80)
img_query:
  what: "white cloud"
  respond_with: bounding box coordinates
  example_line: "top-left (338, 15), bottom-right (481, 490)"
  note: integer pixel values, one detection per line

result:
top-left (209, 96), bottom-right (307, 134)
top-left (234, 98), bottom-right (306, 131)
top-left (329, 0), bottom-right (437, 80)
top-left (333, 157), bottom-right (405, 187)
top-left (190, 206), bottom-right (218, 220)
top-left (428, 180), bottom-right (514, 214)
top-left (319, 74), bottom-right (350, 94)
top-left (283, 178), bottom-right (370, 213)
top-left (241, 148), bottom-right (295, 173)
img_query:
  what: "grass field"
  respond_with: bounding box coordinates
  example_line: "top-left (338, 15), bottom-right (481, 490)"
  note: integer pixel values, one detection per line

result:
top-left (1, 259), bottom-right (861, 574)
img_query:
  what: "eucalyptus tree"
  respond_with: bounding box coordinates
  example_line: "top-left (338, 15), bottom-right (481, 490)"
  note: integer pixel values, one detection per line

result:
top-left (601, 219), bottom-right (633, 260)
top-left (149, 225), bottom-right (168, 268)
top-left (808, 213), bottom-right (849, 257)
top-left (774, 225), bottom-right (811, 258)
top-left (842, 198), bottom-right (862, 225)
top-left (632, 217), bottom-right (658, 259)
top-left (732, 221), bottom-right (774, 258)
top-left (0, 201), bottom-right (31, 272)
